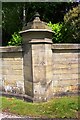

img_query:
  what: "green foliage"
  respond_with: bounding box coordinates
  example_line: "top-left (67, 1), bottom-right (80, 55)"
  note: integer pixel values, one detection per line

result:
top-left (1, 96), bottom-right (79, 118)
top-left (61, 5), bottom-right (80, 43)
top-left (2, 2), bottom-right (79, 45)
top-left (48, 5), bottom-right (80, 43)
top-left (8, 32), bottom-right (22, 46)
top-left (48, 22), bottom-right (63, 43)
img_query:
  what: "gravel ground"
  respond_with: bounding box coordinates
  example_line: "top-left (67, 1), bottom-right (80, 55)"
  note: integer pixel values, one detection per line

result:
top-left (0, 112), bottom-right (22, 119)
top-left (0, 112), bottom-right (40, 120)
top-left (0, 112), bottom-right (78, 120)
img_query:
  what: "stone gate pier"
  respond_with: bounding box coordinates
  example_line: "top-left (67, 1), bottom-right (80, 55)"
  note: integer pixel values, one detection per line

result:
top-left (20, 13), bottom-right (53, 102)
top-left (1, 13), bottom-right (79, 102)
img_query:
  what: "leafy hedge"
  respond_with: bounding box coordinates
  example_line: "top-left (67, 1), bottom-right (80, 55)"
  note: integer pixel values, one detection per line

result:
top-left (62, 5), bottom-right (80, 43)
top-left (48, 5), bottom-right (80, 43)
top-left (8, 32), bottom-right (22, 46)
top-left (48, 22), bottom-right (63, 43)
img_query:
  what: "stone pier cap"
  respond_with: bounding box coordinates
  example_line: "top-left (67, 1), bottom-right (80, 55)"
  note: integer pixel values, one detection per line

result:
top-left (19, 12), bottom-right (53, 34)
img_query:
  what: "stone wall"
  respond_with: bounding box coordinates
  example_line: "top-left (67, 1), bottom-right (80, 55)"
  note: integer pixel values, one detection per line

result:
top-left (0, 44), bottom-right (80, 102)
top-left (52, 44), bottom-right (80, 96)
top-left (0, 46), bottom-right (24, 94)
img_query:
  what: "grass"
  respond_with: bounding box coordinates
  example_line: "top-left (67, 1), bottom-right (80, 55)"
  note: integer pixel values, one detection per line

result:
top-left (0, 96), bottom-right (80, 118)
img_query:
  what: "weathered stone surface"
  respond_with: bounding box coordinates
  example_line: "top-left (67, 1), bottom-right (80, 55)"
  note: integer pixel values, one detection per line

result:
top-left (20, 13), bottom-right (53, 102)
top-left (52, 44), bottom-right (80, 50)
top-left (31, 43), bottom-right (53, 101)
top-left (52, 44), bottom-right (79, 96)
top-left (33, 82), bottom-right (47, 102)
top-left (1, 47), bottom-right (24, 94)
top-left (0, 14), bottom-right (80, 102)
top-left (1, 43), bottom-right (79, 102)
top-left (21, 13), bottom-right (52, 31)
top-left (24, 81), bottom-right (33, 97)
top-left (53, 69), bottom-right (78, 74)
top-left (0, 43), bottom-right (79, 102)
top-left (0, 46), bottom-right (23, 53)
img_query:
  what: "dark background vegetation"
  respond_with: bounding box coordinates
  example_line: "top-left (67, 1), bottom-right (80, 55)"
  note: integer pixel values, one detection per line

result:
top-left (2, 2), bottom-right (79, 46)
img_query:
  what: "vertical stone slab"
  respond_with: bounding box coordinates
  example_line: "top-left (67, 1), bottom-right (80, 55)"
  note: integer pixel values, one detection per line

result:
top-left (20, 13), bottom-right (53, 102)
top-left (45, 44), bottom-right (53, 100)
top-left (32, 43), bottom-right (46, 101)
top-left (23, 44), bottom-right (33, 97)
top-left (32, 43), bottom-right (53, 101)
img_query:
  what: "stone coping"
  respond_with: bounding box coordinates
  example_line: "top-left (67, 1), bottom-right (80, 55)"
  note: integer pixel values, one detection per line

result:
top-left (52, 44), bottom-right (80, 50)
top-left (0, 44), bottom-right (80, 53)
top-left (0, 46), bottom-right (23, 53)
top-left (19, 29), bottom-right (53, 34)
